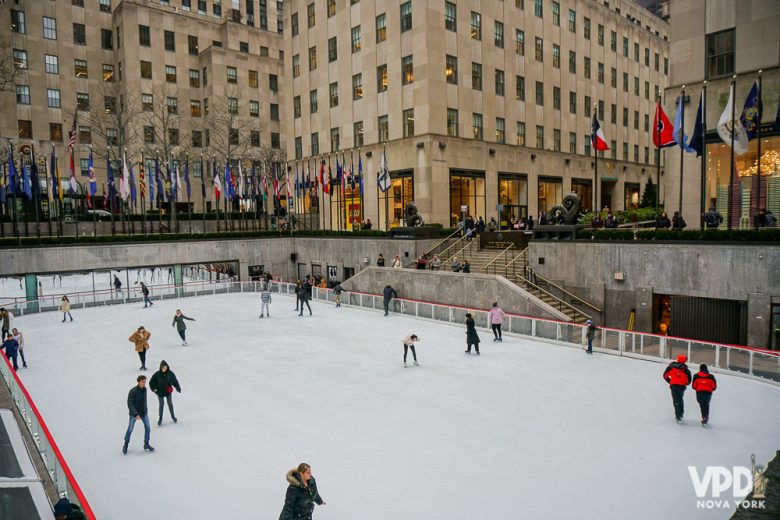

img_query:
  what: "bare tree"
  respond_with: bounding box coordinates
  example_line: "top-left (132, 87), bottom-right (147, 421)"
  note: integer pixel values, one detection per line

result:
top-left (140, 83), bottom-right (192, 166)
top-left (204, 87), bottom-right (265, 164)
top-left (0, 37), bottom-right (24, 93)
top-left (82, 81), bottom-right (141, 163)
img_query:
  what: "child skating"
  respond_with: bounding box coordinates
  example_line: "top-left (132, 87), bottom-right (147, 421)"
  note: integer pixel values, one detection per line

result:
top-left (259, 286), bottom-right (272, 318)
top-left (402, 334), bottom-right (420, 367)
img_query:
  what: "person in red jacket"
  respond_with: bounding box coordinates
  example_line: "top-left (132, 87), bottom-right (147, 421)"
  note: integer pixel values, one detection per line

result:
top-left (692, 364), bottom-right (717, 425)
top-left (663, 354), bottom-right (692, 422)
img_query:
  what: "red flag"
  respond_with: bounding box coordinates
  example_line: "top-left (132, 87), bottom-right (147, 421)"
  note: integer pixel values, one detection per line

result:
top-left (653, 100), bottom-right (677, 149)
top-left (318, 159), bottom-right (325, 190)
top-left (324, 161), bottom-right (331, 195)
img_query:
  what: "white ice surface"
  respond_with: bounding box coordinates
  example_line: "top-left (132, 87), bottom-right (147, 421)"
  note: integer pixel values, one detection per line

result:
top-left (11, 293), bottom-right (780, 520)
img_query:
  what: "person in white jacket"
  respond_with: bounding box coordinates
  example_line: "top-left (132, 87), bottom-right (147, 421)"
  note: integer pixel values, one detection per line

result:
top-left (402, 334), bottom-right (420, 367)
top-left (392, 255), bottom-right (402, 268)
top-left (11, 328), bottom-right (26, 368)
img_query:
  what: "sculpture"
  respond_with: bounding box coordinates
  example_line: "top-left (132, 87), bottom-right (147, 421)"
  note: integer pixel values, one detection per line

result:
top-left (548, 192), bottom-right (583, 225)
top-left (404, 202), bottom-right (425, 227)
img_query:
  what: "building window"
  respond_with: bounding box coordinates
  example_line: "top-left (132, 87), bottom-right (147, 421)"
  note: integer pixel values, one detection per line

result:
top-left (553, 129), bottom-right (561, 152)
top-left (13, 49), bottom-right (27, 70)
top-left (271, 103), bottom-right (279, 120)
top-left (622, 107), bottom-right (628, 127)
top-left (446, 55), bottom-right (458, 84)
top-left (376, 14), bottom-right (386, 42)
top-left (377, 64), bottom-right (388, 92)
top-left (374, 115), bottom-right (390, 144)
top-left (192, 131), bottom-right (203, 148)
top-left (293, 96), bottom-right (301, 118)
top-left (102, 64), bottom-right (114, 82)
top-left (534, 0), bottom-right (543, 18)
top-left (188, 35), bottom-right (199, 55)
top-left (516, 122), bottom-right (526, 146)
top-left (294, 137), bottom-right (302, 160)
top-left (445, 2), bottom-right (456, 31)
top-left (16, 85), bottom-right (30, 105)
top-left (634, 42), bottom-right (640, 62)
top-left (622, 143), bottom-right (628, 161)
top-left (470, 12), bottom-right (481, 40)
top-left (351, 26), bottom-right (361, 53)
top-left (655, 52), bottom-right (660, 71)
top-left (203, 67), bottom-right (208, 86)
top-left (552, 1), bottom-right (560, 25)
top-left (191, 100), bottom-right (202, 117)
top-left (249, 100), bottom-right (259, 117)
top-left (584, 56), bottom-right (591, 79)
top-left (623, 37), bottom-right (628, 57)
top-left (76, 92), bottom-right (90, 111)
top-left (78, 125), bottom-right (91, 143)
top-left (585, 95), bottom-right (591, 116)
top-left (610, 31), bottom-right (616, 52)
top-left (569, 92), bottom-right (577, 114)
top-left (400, 2), bottom-right (412, 32)
top-left (584, 135), bottom-right (591, 156)
top-left (239, 41), bottom-right (249, 53)
top-left (535, 125), bottom-right (544, 148)
top-left (552, 44), bottom-right (560, 68)
top-left (597, 62), bottom-right (604, 83)
top-left (494, 21), bottom-right (504, 48)
top-left (569, 51), bottom-right (576, 74)
top-left (104, 96), bottom-right (116, 114)
top-left (249, 70), bottom-right (258, 88)
top-left (166, 96), bottom-right (178, 114)
top-left (569, 132), bottom-right (577, 153)
top-left (611, 67), bottom-right (617, 88)
top-left (402, 55), bottom-right (413, 84)
top-left (495, 69), bottom-right (505, 96)
top-left (310, 90), bottom-right (318, 113)
top-left (535, 37), bottom-right (543, 61)
top-left (18, 120), bottom-right (33, 139)
top-left (228, 97), bottom-right (238, 115)
top-left (516, 30), bottom-right (525, 55)
top-left (291, 13), bottom-right (299, 36)
top-left (472, 63), bottom-right (482, 90)
top-left (43, 17), bottom-right (57, 40)
top-left (644, 114), bottom-right (649, 132)
top-left (623, 72), bottom-right (628, 92)
top-left (568, 9), bottom-right (576, 32)
top-left (553, 87), bottom-right (560, 110)
top-left (645, 47), bottom-right (650, 66)
top-left (164, 30), bottom-right (175, 52)
top-left (11, 10), bottom-right (26, 34)
top-left (307, 3), bottom-right (316, 28)
top-left (330, 128), bottom-right (340, 151)
top-left (227, 66), bottom-right (237, 83)
top-left (403, 108), bottom-right (414, 137)
top-left (611, 104), bottom-right (617, 124)
top-left (447, 109), bottom-right (459, 137)
top-left (142, 94), bottom-right (153, 111)
top-left (706, 29), bottom-right (735, 78)
top-left (598, 24), bottom-right (604, 45)
top-left (472, 113), bottom-right (483, 140)
top-left (327, 0), bottom-right (336, 17)
top-left (101, 29), bottom-right (113, 50)
top-left (189, 69), bottom-right (200, 87)
top-left (165, 65), bottom-right (177, 83)
top-left (329, 82), bottom-right (339, 107)
top-left (308, 46), bottom-right (317, 70)
top-left (45, 55), bottom-right (59, 74)
top-left (270, 74), bottom-right (278, 92)
top-left (584, 17), bottom-right (590, 39)
top-left (535, 81), bottom-right (543, 106)
top-left (354, 122), bottom-right (364, 148)
top-left (310, 133), bottom-right (319, 155)
top-left (634, 77), bottom-right (639, 96)
top-left (139, 24), bottom-right (150, 46)
top-left (328, 37), bottom-right (337, 62)
top-left (292, 55), bottom-right (300, 77)
top-left (645, 81), bottom-right (650, 100)
top-left (496, 117), bottom-right (506, 144)
top-left (352, 73), bottom-right (363, 99)
top-left (229, 129), bottom-right (239, 146)
top-left (516, 75), bottom-right (525, 101)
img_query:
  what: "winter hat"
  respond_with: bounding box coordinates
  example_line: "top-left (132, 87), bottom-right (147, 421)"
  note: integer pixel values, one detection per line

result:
top-left (586, 320), bottom-right (592, 324)
top-left (54, 498), bottom-right (71, 515)
top-left (676, 355), bottom-right (687, 363)
top-left (700, 364), bottom-right (709, 372)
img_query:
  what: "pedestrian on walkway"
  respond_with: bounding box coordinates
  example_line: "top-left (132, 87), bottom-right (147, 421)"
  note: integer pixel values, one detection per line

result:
top-left (692, 364), bottom-right (717, 425)
top-left (123, 375), bottom-right (154, 454)
top-left (171, 309), bottom-right (195, 345)
top-left (128, 326), bottom-right (151, 370)
top-left (11, 328), bottom-right (26, 368)
top-left (59, 296), bottom-right (73, 322)
top-left (488, 303), bottom-right (507, 342)
top-left (465, 313), bottom-right (480, 355)
top-left (140, 282), bottom-right (153, 308)
top-left (663, 355), bottom-right (692, 423)
top-left (279, 463), bottom-right (325, 520)
top-left (149, 360), bottom-right (181, 425)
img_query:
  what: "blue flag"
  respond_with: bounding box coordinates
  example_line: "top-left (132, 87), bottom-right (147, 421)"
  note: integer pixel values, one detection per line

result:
top-left (8, 147), bottom-right (17, 197)
top-left (49, 148), bottom-right (57, 200)
top-left (155, 157), bottom-right (164, 208)
top-left (358, 155), bottom-right (364, 196)
top-left (295, 162), bottom-right (300, 198)
top-left (689, 93), bottom-right (705, 158)
top-left (224, 161), bottom-right (233, 200)
top-left (88, 150), bottom-right (97, 200)
top-left (30, 149), bottom-right (40, 198)
top-left (184, 159), bottom-right (191, 199)
top-left (22, 161), bottom-right (32, 200)
top-left (129, 164), bottom-right (137, 204)
top-left (673, 95), bottom-right (696, 153)
top-left (740, 81), bottom-right (762, 140)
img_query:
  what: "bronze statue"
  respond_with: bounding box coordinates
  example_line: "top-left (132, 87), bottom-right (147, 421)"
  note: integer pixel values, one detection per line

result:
top-left (404, 202), bottom-right (424, 227)
top-left (548, 192), bottom-right (583, 225)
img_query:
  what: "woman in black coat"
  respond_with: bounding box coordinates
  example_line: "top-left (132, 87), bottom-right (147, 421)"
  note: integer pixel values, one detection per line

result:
top-left (465, 313), bottom-right (481, 355)
top-left (149, 360), bottom-right (181, 425)
top-left (279, 463), bottom-right (325, 520)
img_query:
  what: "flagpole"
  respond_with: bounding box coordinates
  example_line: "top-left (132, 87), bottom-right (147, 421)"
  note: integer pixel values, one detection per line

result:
top-left (756, 70), bottom-right (763, 228)
top-left (140, 152), bottom-right (146, 234)
top-left (18, 151), bottom-right (29, 237)
top-left (678, 85), bottom-right (686, 216)
top-left (656, 89), bottom-right (662, 222)
top-left (593, 104), bottom-right (598, 214)
top-left (728, 75), bottom-right (736, 231)
top-left (8, 140), bottom-right (19, 241)
top-left (29, 143), bottom-right (41, 239)
top-left (699, 81), bottom-right (707, 230)
top-left (120, 148), bottom-right (127, 236)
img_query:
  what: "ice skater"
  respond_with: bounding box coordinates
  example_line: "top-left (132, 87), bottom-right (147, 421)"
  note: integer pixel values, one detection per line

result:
top-left (149, 360), bottom-right (181, 425)
top-left (585, 319), bottom-right (598, 354)
top-left (383, 285), bottom-right (398, 316)
top-left (0, 334), bottom-right (19, 370)
top-left (488, 302), bottom-right (507, 341)
top-left (293, 281), bottom-right (302, 312)
top-left (129, 326), bottom-right (151, 370)
top-left (402, 334), bottom-right (420, 367)
top-left (123, 375), bottom-right (154, 454)
top-left (298, 280), bottom-right (312, 316)
top-left (464, 313), bottom-right (481, 355)
top-left (172, 310), bottom-right (195, 345)
top-left (140, 282), bottom-right (153, 308)
top-left (279, 463), bottom-right (326, 519)
top-left (0, 308), bottom-right (9, 339)
top-left (333, 283), bottom-right (343, 307)
top-left (59, 296), bottom-right (73, 322)
top-left (113, 275), bottom-right (123, 296)
top-left (260, 285), bottom-right (272, 317)
top-left (663, 355), bottom-right (691, 423)
top-left (11, 328), bottom-right (26, 368)
top-left (692, 364), bottom-right (717, 426)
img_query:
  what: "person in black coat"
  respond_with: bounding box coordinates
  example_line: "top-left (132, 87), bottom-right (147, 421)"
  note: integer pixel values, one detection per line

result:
top-left (140, 282), bottom-right (153, 308)
top-left (123, 375), bottom-right (154, 454)
top-left (53, 497), bottom-right (87, 520)
top-left (383, 285), bottom-right (398, 316)
top-left (298, 279), bottom-right (312, 316)
top-left (279, 463), bottom-right (325, 520)
top-left (464, 313), bottom-right (480, 355)
top-left (376, 254), bottom-right (386, 267)
top-left (149, 360), bottom-right (181, 425)
top-left (656, 212), bottom-right (672, 229)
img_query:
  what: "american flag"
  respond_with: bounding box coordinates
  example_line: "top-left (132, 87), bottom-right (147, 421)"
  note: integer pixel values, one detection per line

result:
top-left (68, 114), bottom-right (77, 148)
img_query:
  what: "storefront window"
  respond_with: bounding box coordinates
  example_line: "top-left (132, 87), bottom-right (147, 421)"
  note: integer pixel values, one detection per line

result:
top-left (378, 171), bottom-right (414, 229)
top-left (450, 171), bottom-right (486, 226)
top-left (624, 182), bottom-right (640, 210)
top-left (537, 177), bottom-right (563, 215)
top-left (498, 173), bottom-right (527, 228)
top-left (570, 178), bottom-right (593, 212)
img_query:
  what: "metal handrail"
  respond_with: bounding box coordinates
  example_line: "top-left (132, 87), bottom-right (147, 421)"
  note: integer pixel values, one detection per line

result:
top-left (532, 272), bottom-right (603, 313)
top-left (509, 273), bottom-right (593, 322)
top-left (446, 239), bottom-right (475, 264)
top-left (504, 247), bottom-right (529, 269)
top-left (421, 227), bottom-right (463, 258)
top-left (435, 233), bottom-right (470, 262)
top-left (482, 242), bottom-right (517, 271)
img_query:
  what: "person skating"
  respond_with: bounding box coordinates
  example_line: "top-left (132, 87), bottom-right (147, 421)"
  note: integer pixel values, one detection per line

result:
top-left (488, 302), bottom-right (507, 341)
top-left (123, 375), bottom-right (154, 454)
top-left (140, 282), bottom-right (153, 308)
top-left (0, 308), bottom-right (9, 339)
top-left (382, 285), bottom-right (398, 316)
top-left (279, 463), bottom-right (326, 520)
top-left (172, 309), bottom-right (195, 345)
top-left (113, 275), bottom-right (123, 296)
top-left (128, 326), bottom-right (151, 370)
top-left (333, 283), bottom-right (343, 307)
top-left (294, 281), bottom-right (302, 312)
top-left (298, 279), bottom-right (312, 316)
top-left (59, 296), bottom-right (73, 322)
top-left (585, 320), bottom-right (598, 354)
top-left (402, 334), bottom-right (420, 367)
top-left (11, 328), bottom-right (26, 368)
top-left (149, 360), bottom-right (181, 425)
top-left (0, 334), bottom-right (19, 370)
top-left (692, 364), bottom-right (717, 426)
top-left (663, 355), bottom-right (692, 423)
top-left (465, 313), bottom-right (480, 355)
top-left (260, 286), bottom-right (272, 317)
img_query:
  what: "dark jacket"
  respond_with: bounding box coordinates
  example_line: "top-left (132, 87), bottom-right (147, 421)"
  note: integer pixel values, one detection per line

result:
top-left (298, 282), bottom-right (312, 301)
top-left (114, 276), bottom-right (122, 289)
top-left (1, 337), bottom-right (19, 357)
top-left (656, 216), bottom-right (671, 228)
top-left (692, 371), bottom-right (717, 393)
top-left (704, 209), bottom-right (723, 229)
top-left (586, 324), bottom-right (598, 340)
top-left (333, 284), bottom-right (343, 295)
top-left (465, 317), bottom-right (480, 344)
top-left (279, 469), bottom-right (324, 520)
top-left (663, 362), bottom-right (692, 387)
top-left (672, 214), bottom-right (687, 229)
top-left (376, 256), bottom-right (386, 267)
top-left (383, 286), bottom-right (398, 301)
top-left (172, 314), bottom-right (195, 331)
top-left (127, 385), bottom-right (148, 417)
top-left (605, 216), bottom-right (618, 228)
top-left (53, 498), bottom-right (87, 520)
top-left (149, 361), bottom-right (181, 397)
top-left (141, 284), bottom-right (150, 296)
top-left (462, 262), bottom-right (471, 273)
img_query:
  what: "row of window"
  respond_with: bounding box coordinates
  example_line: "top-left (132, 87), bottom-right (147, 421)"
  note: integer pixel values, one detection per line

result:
top-left (292, 1), bottom-right (409, 36)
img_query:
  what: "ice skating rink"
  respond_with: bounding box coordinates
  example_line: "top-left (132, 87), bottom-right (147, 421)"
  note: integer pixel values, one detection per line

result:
top-left (12, 293), bottom-right (780, 520)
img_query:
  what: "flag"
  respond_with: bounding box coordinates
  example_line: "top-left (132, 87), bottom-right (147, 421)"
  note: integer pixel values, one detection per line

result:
top-left (29, 147), bottom-right (40, 199)
top-left (129, 163), bottom-right (137, 205)
top-left (775, 103), bottom-right (780, 131)
top-left (68, 140), bottom-right (77, 195)
top-left (286, 165), bottom-right (293, 198)
top-left (336, 156), bottom-right (343, 196)
top-left (673, 95), bottom-right (696, 153)
top-left (68, 114), bottom-right (77, 149)
top-left (224, 161), bottom-right (234, 200)
top-left (175, 161), bottom-right (182, 202)
top-left (261, 162), bottom-right (268, 200)
top-left (0, 166), bottom-right (5, 203)
top-left (21, 160), bottom-right (32, 200)
top-left (358, 154), bottom-right (364, 196)
top-left (653, 100), bottom-right (676, 148)
top-left (56, 154), bottom-right (63, 201)
top-left (717, 83), bottom-right (749, 154)
top-left (184, 158), bottom-right (191, 199)
top-left (148, 158), bottom-right (154, 202)
top-left (49, 147), bottom-right (57, 200)
top-left (237, 161), bottom-right (244, 199)
top-left (350, 155), bottom-right (356, 191)
top-left (740, 81), bottom-right (762, 140)
top-left (689, 93), bottom-right (705, 158)
top-left (121, 151), bottom-right (130, 201)
top-left (325, 161), bottom-right (332, 196)
top-left (88, 150), bottom-right (97, 206)
top-left (200, 159), bottom-right (206, 199)
top-left (155, 156), bottom-right (164, 208)
top-left (213, 162), bottom-right (222, 200)
top-left (378, 149), bottom-right (391, 192)
top-left (273, 166), bottom-right (280, 199)
top-left (139, 160), bottom-right (146, 200)
top-left (590, 113), bottom-right (609, 151)
top-left (106, 155), bottom-right (115, 210)
top-left (295, 162), bottom-right (300, 198)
